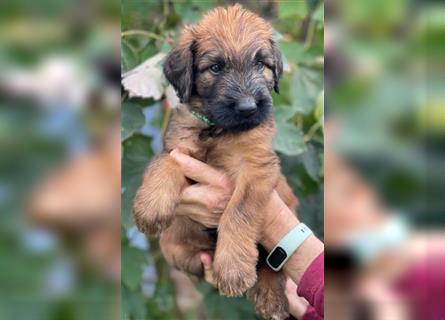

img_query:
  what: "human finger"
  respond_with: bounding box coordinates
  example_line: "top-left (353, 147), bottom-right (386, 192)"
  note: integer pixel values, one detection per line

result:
top-left (181, 184), bottom-right (224, 211)
top-left (175, 203), bottom-right (220, 228)
top-left (200, 253), bottom-right (216, 286)
top-left (285, 278), bottom-right (309, 319)
top-left (170, 149), bottom-right (230, 187)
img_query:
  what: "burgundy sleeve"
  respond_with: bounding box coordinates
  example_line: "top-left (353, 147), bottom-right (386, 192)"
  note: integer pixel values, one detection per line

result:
top-left (301, 306), bottom-right (322, 320)
top-left (297, 252), bottom-right (324, 318)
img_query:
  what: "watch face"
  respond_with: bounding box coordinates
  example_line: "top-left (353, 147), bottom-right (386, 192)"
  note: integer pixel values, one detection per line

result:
top-left (268, 247), bottom-right (287, 269)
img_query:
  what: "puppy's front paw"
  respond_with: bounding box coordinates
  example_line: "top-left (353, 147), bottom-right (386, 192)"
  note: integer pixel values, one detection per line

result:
top-left (248, 285), bottom-right (289, 320)
top-left (214, 248), bottom-right (258, 296)
top-left (133, 184), bottom-right (177, 236)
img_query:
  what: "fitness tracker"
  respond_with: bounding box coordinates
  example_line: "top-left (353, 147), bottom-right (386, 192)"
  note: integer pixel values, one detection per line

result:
top-left (266, 223), bottom-right (313, 271)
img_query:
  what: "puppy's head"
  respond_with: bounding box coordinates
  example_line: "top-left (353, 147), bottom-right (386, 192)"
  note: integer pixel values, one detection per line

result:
top-left (164, 4), bottom-right (283, 131)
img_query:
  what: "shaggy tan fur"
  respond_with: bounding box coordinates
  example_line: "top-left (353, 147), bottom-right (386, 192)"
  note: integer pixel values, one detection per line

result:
top-left (133, 5), bottom-right (298, 320)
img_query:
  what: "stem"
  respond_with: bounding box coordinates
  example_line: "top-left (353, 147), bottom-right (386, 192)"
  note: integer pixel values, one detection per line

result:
top-left (304, 16), bottom-right (317, 50)
top-left (162, 99), bottom-right (172, 133)
top-left (121, 91), bottom-right (128, 103)
top-left (121, 30), bottom-right (164, 42)
top-left (163, 0), bottom-right (169, 17)
top-left (304, 121), bottom-right (322, 142)
top-left (296, 114), bottom-right (304, 130)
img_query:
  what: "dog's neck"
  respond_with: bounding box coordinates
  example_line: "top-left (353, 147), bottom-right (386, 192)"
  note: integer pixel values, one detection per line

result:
top-left (177, 104), bottom-right (226, 139)
top-left (164, 103), bottom-right (275, 162)
top-left (190, 110), bottom-right (216, 127)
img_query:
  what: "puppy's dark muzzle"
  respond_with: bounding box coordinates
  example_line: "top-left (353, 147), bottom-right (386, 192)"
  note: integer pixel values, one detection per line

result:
top-left (236, 98), bottom-right (257, 116)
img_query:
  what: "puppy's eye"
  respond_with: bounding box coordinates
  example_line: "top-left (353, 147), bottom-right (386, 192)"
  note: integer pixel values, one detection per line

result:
top-left (256, 61), bottom-right (265, 70)
top-left (209, 64), bottom-right (222, 74)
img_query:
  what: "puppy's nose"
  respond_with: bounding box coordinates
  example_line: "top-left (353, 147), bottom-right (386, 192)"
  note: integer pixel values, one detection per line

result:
top-left (236, 98), bottom-right (257, 116)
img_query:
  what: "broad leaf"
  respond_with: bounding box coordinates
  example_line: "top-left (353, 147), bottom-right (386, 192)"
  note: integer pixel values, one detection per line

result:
top-left (121, 40), bottom-right (138, 73)
top-left (313, 4), bottom-right (324, 23)
top-left (122, 134), bottom-right (153, 229)
top-left (122, 53), bottom-right (166, 100)
top-left (122, 285), bottom-right (147, 320)
top-left (301, 145), bottom-right (322, 181)
top-left (279, 41), bottom-right (313, 65)
top-left (122, 102), bottom-right (145, 141)
top-left (292, 67), bottom-right (323, 115)
top-left (274, 120), bottom-right (306, 156)
top-left (274, 105), bottom-right (298, 122)
top-left (279, 0), bottom-right (307, 19)
top-left (122, 246), bottom-right (148, 290)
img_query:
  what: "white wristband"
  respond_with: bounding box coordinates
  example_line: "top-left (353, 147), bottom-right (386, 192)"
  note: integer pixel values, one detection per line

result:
top-left (266, 223), bottom-right (313, 271)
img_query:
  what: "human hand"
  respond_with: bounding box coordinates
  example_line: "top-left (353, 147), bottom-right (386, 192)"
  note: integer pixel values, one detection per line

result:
top-left (285, 277), bottom-right (309, 319)
top-left (171, 150), bottom-right (323, 312)
top-left (170, 149), bottom-right (296, 237)
top-left (200, 252), bottom-right (217, 287)
top-left (170, 149), bottom-right (233, 228)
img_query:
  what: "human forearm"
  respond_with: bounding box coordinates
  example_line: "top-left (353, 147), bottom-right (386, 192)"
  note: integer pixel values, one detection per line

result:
top-left (260, 191), bottom-right (324, 283)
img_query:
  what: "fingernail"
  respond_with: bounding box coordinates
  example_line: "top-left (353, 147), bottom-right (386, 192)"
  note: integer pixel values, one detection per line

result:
top-left (170, 148), bottom-right (181, 159)
top-left (200, 253), bottom-right (211, 266)
top-left (170, 149), bottom-right (188, 166)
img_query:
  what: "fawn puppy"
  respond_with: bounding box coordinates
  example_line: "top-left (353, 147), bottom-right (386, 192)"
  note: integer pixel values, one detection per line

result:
top-left (134, 5), bottom-right (298, 319)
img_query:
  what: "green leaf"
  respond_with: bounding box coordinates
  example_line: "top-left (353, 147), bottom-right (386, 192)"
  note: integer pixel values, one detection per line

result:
top-left (279, 0), bottom-right (308, 19)
top-left (154, 282), bottom-right (175, 312)
top-left (122, 246), bottom-right (148, 290)
top-left (121, 40), bottom-right (138, 73)
top-left (202, 288), bottom-right (258, 320)
top-left (279, 41), bottom-right (313, 65)
top-left (274, 121), bottom-right (306, 156)
top-left (301, 145), bottom-right (321, 181)
top-left (139, 42), bottom-right (157, 62)
top-left (190, 0), bottom-right (215, 12)
top-left (313, 4), bottom-right (324, 23)
top-left (274, 105), bottom-right (298, 122)
top-left (272, 74), bottom-right (292, 106)
top-left (292, 67), bottom-right (323, 115)
top-left (315, 90), bottom-right (325, 130)
top-left (122, 102), bottom-right (145, 141)
top-left (122, 134), bottom-right (153, 229)
top-left (122, 284), bottom-right (147, 320)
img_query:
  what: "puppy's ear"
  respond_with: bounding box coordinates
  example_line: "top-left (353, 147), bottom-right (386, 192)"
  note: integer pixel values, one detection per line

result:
top-left (271, 40), bottom-right (283, 93)
top-left (163, 36), bottom-right (196, 103)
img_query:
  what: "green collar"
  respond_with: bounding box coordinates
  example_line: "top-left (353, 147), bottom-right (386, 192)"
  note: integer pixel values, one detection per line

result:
top-left (191, 110), bottom-right (216, 127)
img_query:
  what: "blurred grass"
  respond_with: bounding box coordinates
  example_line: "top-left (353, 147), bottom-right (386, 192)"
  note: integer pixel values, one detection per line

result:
top-left (121, 1), bottom-right (324, 319)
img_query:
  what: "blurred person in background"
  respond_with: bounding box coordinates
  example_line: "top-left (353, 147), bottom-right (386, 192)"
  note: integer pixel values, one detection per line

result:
top-left (325, 120), bottom-right (445, 319)
top-left (0, 1), bottom-right (120, 319)
top-left (325, 0), bottom-right (445, 319)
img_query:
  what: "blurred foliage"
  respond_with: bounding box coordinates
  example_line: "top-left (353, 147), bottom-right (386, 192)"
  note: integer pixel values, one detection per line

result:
top-left (326, 0), bottom-right (445, 226)
top-left (0, 1), bottom-right (119, 319)
top-left (121, 0), bottom-right (324, 319)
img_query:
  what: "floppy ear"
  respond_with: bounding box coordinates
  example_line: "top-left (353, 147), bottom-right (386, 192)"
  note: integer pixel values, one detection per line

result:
top-left (270, 40), bottom-right (283, 93)
top-left (163, 38), bottom-right (196, 103)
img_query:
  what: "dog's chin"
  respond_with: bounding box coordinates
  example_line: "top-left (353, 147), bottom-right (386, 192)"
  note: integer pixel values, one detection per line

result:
top-left (210, 105), bottom-right (271, 132)
top-left (206, 98), bottom-right (272, 132)
top-left (224, 115), bottom-right (267, 132)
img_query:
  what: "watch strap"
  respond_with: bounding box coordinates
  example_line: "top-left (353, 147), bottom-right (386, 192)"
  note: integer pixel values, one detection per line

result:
top-left (266, 223), bottom-right (313, 271)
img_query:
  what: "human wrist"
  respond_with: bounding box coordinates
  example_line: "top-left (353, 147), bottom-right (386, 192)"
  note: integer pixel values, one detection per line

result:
top-left (260, 191), bottom-right (324, 283)
top-left (283, 235), bottom-right (323, 283)
top-left (260, 191), bottom-right (299, 251)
